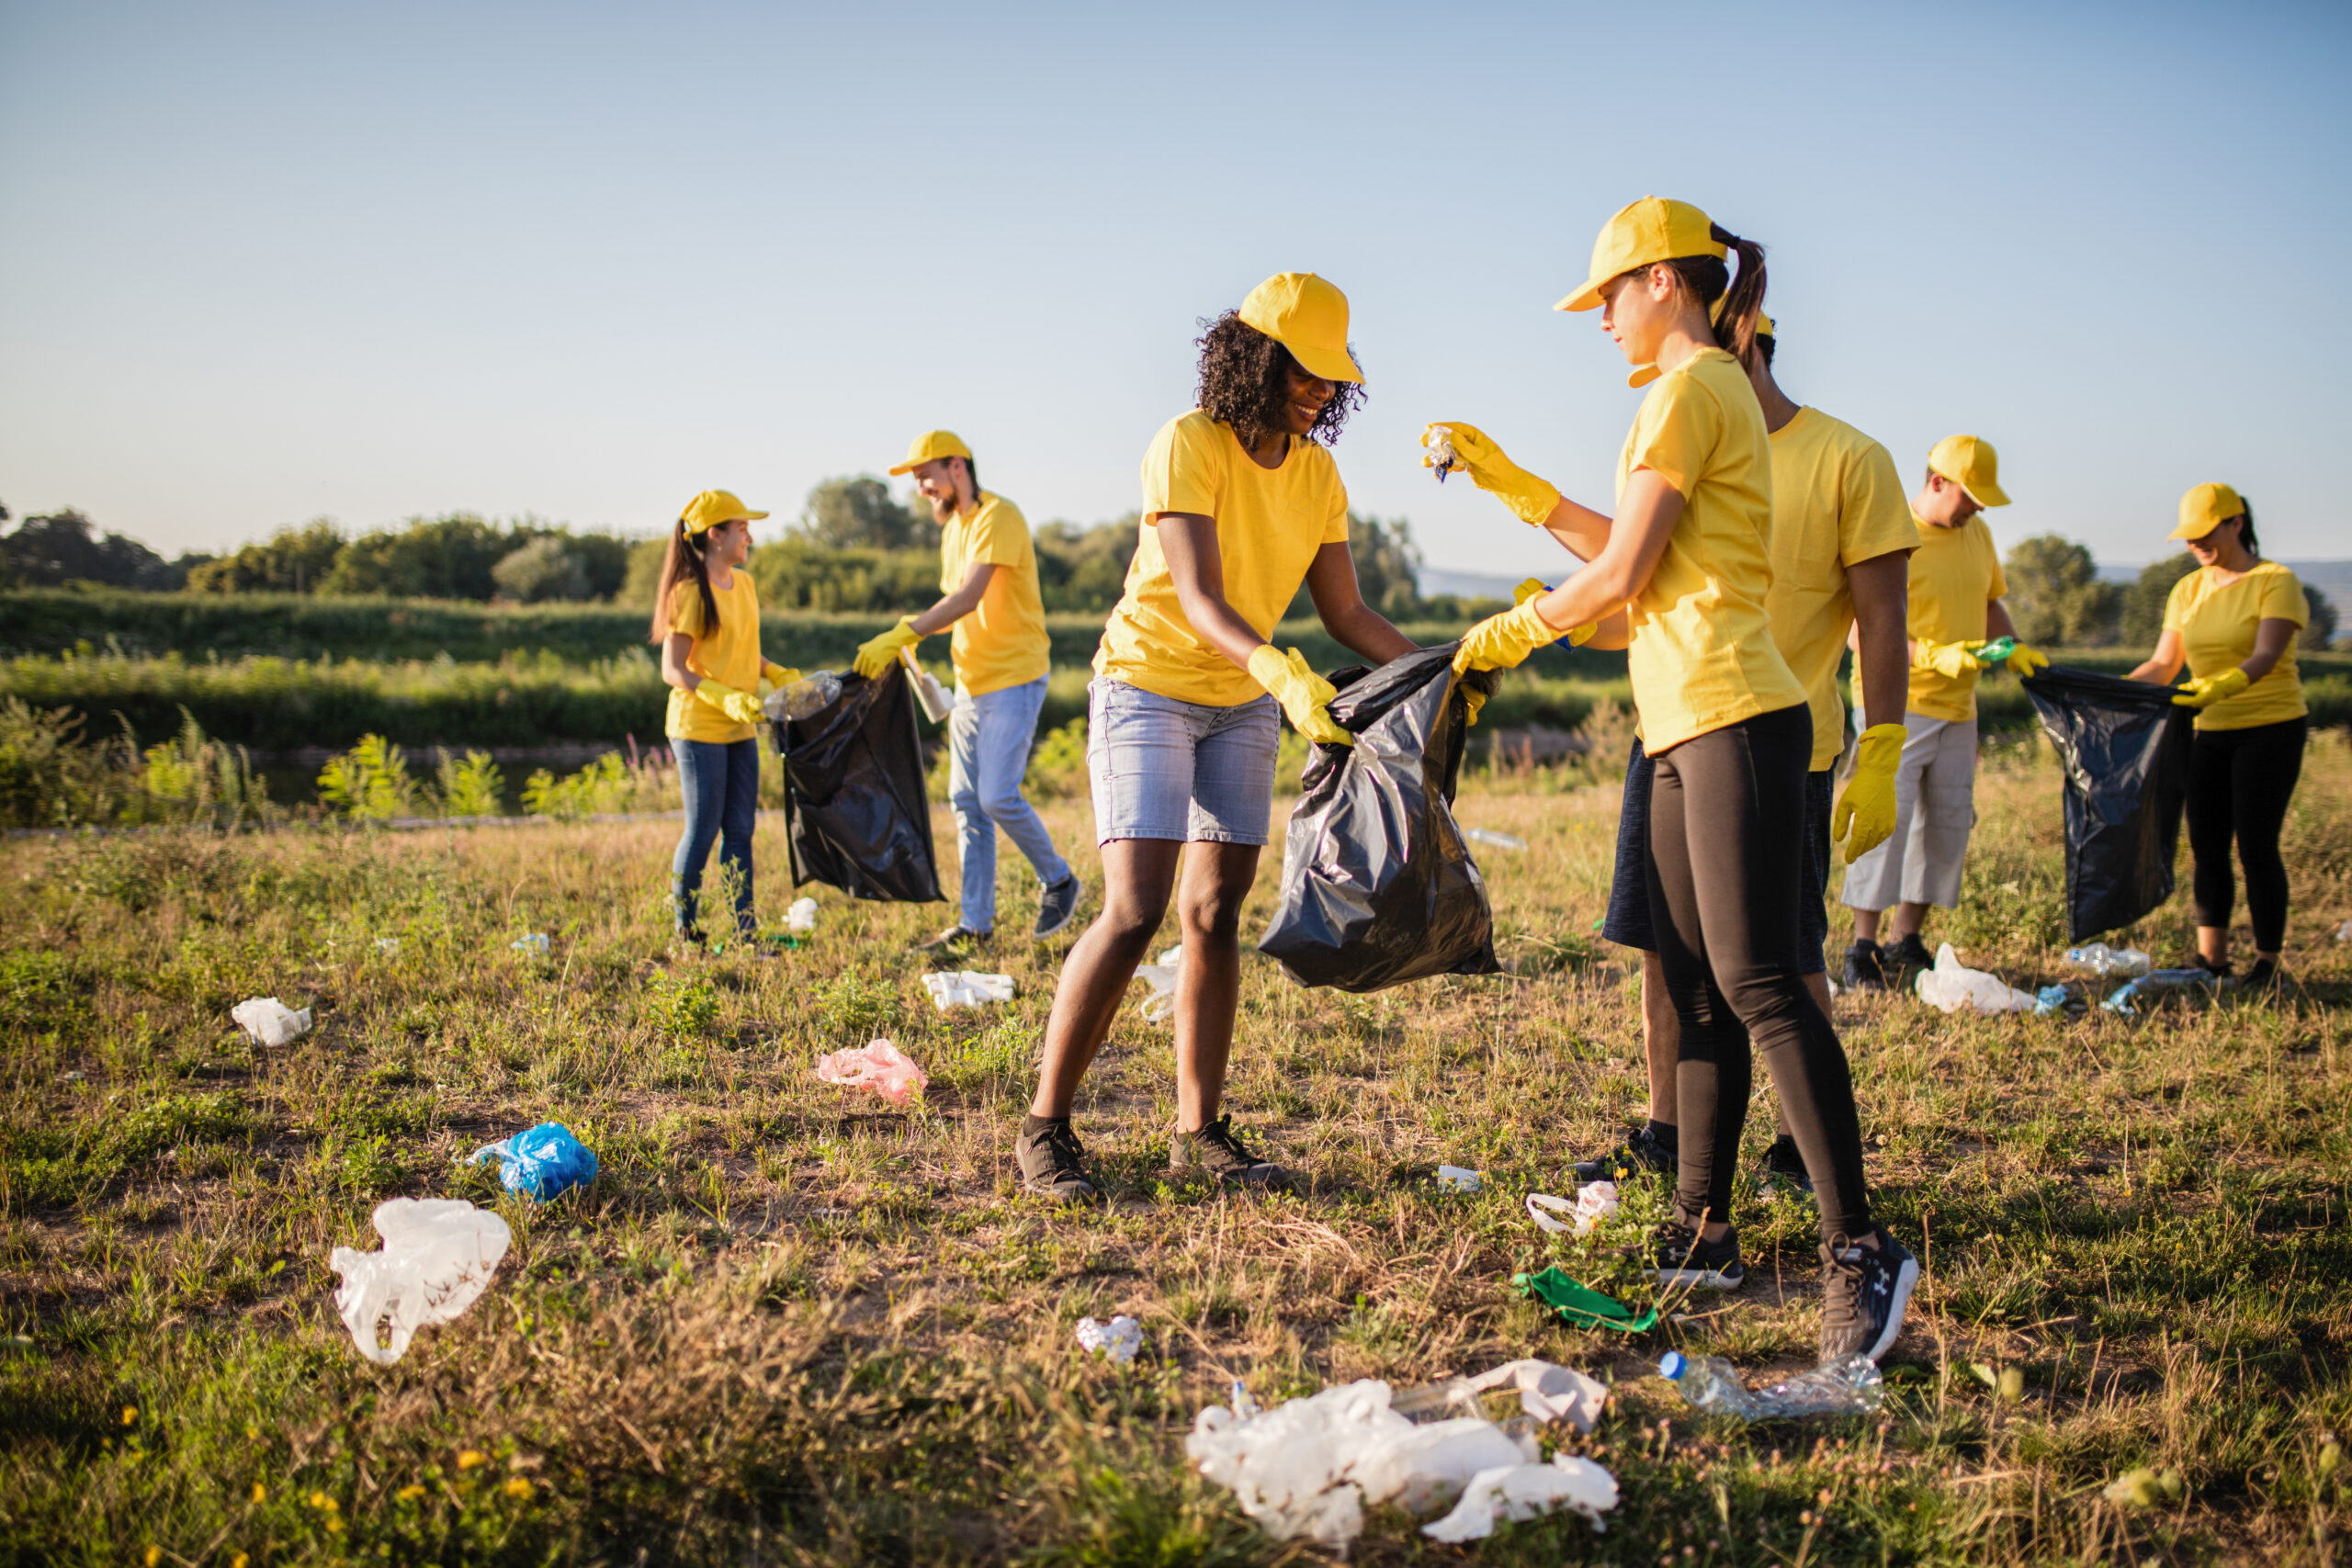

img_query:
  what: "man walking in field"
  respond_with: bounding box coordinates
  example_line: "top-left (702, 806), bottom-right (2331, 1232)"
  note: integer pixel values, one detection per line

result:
top-left (854, 431), bottom-right (1082, 954)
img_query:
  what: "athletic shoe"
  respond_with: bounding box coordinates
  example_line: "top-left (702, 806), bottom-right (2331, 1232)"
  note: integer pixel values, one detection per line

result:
top-left (1170, 1114), bottom-right (1286, 1190)
top-left (1840, 940), bottom-right (1887, 991)
top-left (1646, 1220), bottom-right (1746, 1290)
top-left (1819, 1226), bottom-right (1920, 1363)
top-left (1885, 933), bottom-right (1935, 978)
top-left (1572, 1124), bottom-right (1678, 1182)
top-left (1760, 1133), bottom-right (1815, 1195)
top-left (1014, 1119), bottom-right (1099, 1204)
top-left (1034, 875), bottom-right (1083, 941)
top-left (2190, 953), bottom-right (2234, 979)
top-left (2239, 955), bottom-right (2280, 990)
top-left (915, 924), bottom-right (992, 957)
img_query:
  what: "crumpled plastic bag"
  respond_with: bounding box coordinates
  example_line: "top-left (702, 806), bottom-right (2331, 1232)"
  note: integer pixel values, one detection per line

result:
top-left (921, 970), bottom-right (1014, 1010)
top-left (1421, 1455), bottom-right (1621, 1542)
top-left (1915, 944), bottom-right (2037, 1014)
top-left (815, 1039), bottom-right (928, 1107)
top-left (232, 997), bottom-right (311, 1046)
top-left (1076, 1314), bottom-right (1141, 1363)
top-left (1391, 1359), bottom-right (1609, 1432)
top-left (327, 1198), bottom-right (511, 1365)
top-left (786, 897), bottom-right (819, 933)
top-left (1526, 1182), bottom-right (1618, 1236)
top-left (467, 1122), bottom-right (598, 1200)
top-left (1132, 944), bottom-right (1183, 1022)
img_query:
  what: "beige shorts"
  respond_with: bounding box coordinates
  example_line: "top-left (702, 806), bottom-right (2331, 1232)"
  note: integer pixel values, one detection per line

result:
top-left (1839, 714), bottom-right (1978, 912)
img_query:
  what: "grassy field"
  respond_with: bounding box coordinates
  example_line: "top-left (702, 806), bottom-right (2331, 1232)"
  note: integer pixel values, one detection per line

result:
top-left (4, 735), bottom-right (2350, 1564)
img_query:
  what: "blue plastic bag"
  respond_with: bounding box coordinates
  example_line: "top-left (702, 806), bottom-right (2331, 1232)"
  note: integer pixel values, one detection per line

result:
top-left (467, 1122), bottom-right (598, 1200)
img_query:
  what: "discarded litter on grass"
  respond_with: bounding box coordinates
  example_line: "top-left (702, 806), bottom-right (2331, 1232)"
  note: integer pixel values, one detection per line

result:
top-left (786, 897), bottom-right (818, 933)
top-left (1390, 1359), bottom-right (1608, 1432)
top-left (921, 970), bottom-right (1014, 1010)
top-left (1462, 827), bottom-right (1527, 852)
top-left (1514, 1267), bottom-right (1660, 1332)
top-left (1659, 1350), bottom-right (1883, 1420)
top-left (511, 932), bottom-right (549, 955)
top-left (2034, 984), bottom-right (2085, 1017)
top-left (2065, 943), bottom-right (2150, 978)
top-left (815, 1039), bottom-right (928, 1107)
top-left (1435, 1165), bottom-right (1483, 1193)
top-left (1132, 944), bottom-right (1182, 1022)
top-left (328, 1198), bottom-right (510, 1366)
top-left (1526, 1182), bottom-right (1622, 1235)
top-left (1421, 1456), bottom-right (1620, 1542)
top-left (232, 997), bottom-right (311, 1046)
top-left (467, 1122), bottom-right (599, 1201)
top-left (2102, 968), bottom-right (2217, 1016)
top-left (1915, 944), bottom-right (2037, 1014)
top-left (1074, 1314), bottom-right (1141, 1363)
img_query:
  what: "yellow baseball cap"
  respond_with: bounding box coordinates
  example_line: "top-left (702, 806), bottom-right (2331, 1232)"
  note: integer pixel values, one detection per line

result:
top-left (888, 430), bottom-right (973, 477)
top-left (1556, 197), bottom-right (1723, 314)
top-left (1238, 272), bottom-right (1363, 384)
top-left (680, 490), bottom-right (768, 536)
top-left (2170, 481), bottom-right (2245, 541)
top-left (1628, 310), bottom-right (1774, 388)
top-left (1928, 434), bottom-right (2010, 508)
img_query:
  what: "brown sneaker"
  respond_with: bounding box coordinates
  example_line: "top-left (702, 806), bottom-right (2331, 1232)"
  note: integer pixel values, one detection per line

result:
top-left (914, 924), bottom-right (991, 958)
top-left (1014, 1119), bottom-right (1099, 1204)
top-left (1170, 1114), bottom-right (1286, 1190)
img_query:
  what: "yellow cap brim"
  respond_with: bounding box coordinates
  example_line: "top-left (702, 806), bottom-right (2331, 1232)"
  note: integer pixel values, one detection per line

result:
top-left (1285, 341), bottom-right (1363, 384)
top-left (1964, 479), bottom-right (2009, 508)
top-left (2167, 519), bottom-right (2216, 542)
top-left (1555, 274), bottom-right (1609, 313)
top-left (886, 462), bottom-right (917, 475)
top-left (685, 509), bottom-right (767, 536)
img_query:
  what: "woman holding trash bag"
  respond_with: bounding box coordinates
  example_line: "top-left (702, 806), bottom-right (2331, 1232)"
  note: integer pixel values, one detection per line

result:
top-left (2126, 483), bottom-right (2309, 988)
top-left (651, 490), bottom-right (799, 953)
top-left (1015, 272), bottom-right (1419, 1203)
top-left (1441, 198), bottom-right (1917, 1364)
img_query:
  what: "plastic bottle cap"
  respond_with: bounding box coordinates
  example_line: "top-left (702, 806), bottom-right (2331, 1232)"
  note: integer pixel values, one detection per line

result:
top-left (1659, 1351), bottom-right (1687, 1380)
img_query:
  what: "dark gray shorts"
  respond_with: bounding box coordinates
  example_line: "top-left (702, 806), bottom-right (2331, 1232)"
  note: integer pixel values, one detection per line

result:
top-left (1601, 738), bottom-right (1834, 975)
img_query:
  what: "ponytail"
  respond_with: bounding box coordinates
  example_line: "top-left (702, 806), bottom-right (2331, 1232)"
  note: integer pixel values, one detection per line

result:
top-left (1656, 224), bottom-right (1770, 367)
top-left (646, 518), bottom-right (720, 645)
top-left (2236, 500), bottom-right (2259, 556)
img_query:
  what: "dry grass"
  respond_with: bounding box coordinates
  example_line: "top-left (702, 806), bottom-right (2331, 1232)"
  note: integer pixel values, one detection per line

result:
top-left (3, 733), bottom-right (2350, 1564)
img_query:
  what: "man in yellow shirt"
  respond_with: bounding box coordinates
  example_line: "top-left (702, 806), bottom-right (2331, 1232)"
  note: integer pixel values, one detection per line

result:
top-left (1838, 435), bottom-right (2046, 987)
top-left (854, 432), bottom-right (1079, 953)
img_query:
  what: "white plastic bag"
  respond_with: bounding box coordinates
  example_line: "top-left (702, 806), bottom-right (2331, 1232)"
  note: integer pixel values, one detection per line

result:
top-left (921, 970), bottom-right (1015, 1010)
top-left (1915, 944), bottom-right (2037, 1014)
top-left (1421, 1455), bottom-right (1621, 1542)
top-left (1526, 1183), bottom-right (1618, 1236)
top-left (1351, 1416), bottom-right (1532, 1515)
top-left (232, 997), bottom-right (311, 1046)
top-left (327, 1198), bottom-right (511, 1366)
top-left (815, 1039), bottom-right (929, 1107)
top-left (1392, 1359), bottom-right (1609, 1432)
top-left (1132, 944), bottom-right (1183, 1022)
top-left (1075, 1314), bottom-right (1141, 1363)
top-left (786, 897), bottom-right (818, 933)
top-left (1435, 1165), bottom-right (1482, 1193)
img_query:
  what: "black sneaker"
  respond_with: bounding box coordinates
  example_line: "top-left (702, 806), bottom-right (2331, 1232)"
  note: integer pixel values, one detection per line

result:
top-left (2239, 955), bottom-right (2280, 990)
top-left (2189, 953), bottom-right (2234, 979)
top-left (1885, 933), bottom-right (1935, 977)
top-left (1819, 1226), bottom-right (1920, 1363)
top-left (1759, 1134), bottom-right (1815, 1195)
top-left (1170, 1114), bottom-right (1286, 1190)
top-left (915, 924), bottom-right (992, 958)
top-left (1840, 940), bottom-right (1887, 991)
top-left (1014, 1119), bottom-right (1099, 1204)
top-left (1646, 1219), bottom-right (1745, 1290)
top-left (1572, 1124), bottom-right (1678, 1182)
top-left (1034, 875), bottom-right (1083, 940)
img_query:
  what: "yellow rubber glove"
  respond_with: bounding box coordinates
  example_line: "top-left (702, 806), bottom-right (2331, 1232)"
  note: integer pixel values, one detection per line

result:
top-left (695, 679), bottom-right (765, 726)
top-left (1912, 638), bottom-right (1982, 681)
top-left (1453, 598), bottom-right (1559, 674)
top-left (854, 617), bottom-right (922, 680)
top-left (1832, 722), bottom-right (1905, 860)
top-left (2174, 668), bottom-right (2251, 708)
top-left (2004, 643), bottom-right (2050, 679)
top-left (1246, 645), bottom-right (1351, 747)
top-left (761, 660), bottom-right (801, 691)
top-left (1461, 685), bottom-right (1488, 727)
top-left (1421, 423), bottom-right (1563, 526)
top-left (1510, 578), bottom-right (1600, 649)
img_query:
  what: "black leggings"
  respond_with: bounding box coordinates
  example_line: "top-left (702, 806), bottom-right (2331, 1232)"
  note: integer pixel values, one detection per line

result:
top-left (1645, 705), bottom-right (1871, 1241)
top-left (2186, 716), bottom-right (2306, 953)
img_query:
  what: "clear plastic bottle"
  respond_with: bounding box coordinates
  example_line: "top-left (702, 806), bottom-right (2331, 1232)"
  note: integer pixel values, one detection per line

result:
top-left (1658, 1351), bottom-right (1883, 1419)
top-left (773, 671), bottom-right (842, 722)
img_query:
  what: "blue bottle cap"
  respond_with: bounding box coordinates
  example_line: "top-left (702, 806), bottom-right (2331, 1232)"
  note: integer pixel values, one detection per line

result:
top-left (1659, 1351), bottom-right (1687, 1380)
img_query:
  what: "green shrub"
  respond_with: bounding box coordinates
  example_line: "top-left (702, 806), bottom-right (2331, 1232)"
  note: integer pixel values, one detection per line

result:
top-left (435, 750), bottom-right (506, 818)
top-left (317, 736), bottom-right (419, 820)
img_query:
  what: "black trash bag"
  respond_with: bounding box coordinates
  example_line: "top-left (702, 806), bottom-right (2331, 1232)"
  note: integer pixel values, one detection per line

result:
top-left (771, 662), bottom-right (944, 903)
top-left (1258, 644), bottom-right (1501, 992)
top-left (2021, 665), bottom-right (2192, 942)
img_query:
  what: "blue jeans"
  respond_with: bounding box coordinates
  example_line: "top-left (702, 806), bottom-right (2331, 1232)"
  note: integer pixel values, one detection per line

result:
top-left (948, 676), bottom-right (1070, 931)
top-left (671, 738), bottom-right (759, 938)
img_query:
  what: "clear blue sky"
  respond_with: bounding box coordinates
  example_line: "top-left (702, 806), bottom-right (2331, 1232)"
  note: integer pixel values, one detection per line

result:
top-left (4, 0), bottom-right (2346, 575)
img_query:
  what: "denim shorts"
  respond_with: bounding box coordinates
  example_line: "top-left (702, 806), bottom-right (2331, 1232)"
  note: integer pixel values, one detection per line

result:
top-left (1086, 677), bottom-right (1281, 846)
top-left (1601, 737), bottom-right (1835, 975)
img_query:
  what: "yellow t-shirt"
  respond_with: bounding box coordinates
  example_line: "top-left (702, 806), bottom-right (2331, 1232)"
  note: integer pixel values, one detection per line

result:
top-left (940, 491), bottom-right (1050, 695)
top-left (663, 572), bottom-right (763, 743)
top-left (1894, 514), bottom-right (2007, 722)
top-left (1766, 408), bottom-right (1917, 771)
top-left (1093, 409), bottom-right (1351, 707)
top-left (1617, 347), bottom-right (1806, 753)
top-left (2163, 559), bottom-right (2309, 730)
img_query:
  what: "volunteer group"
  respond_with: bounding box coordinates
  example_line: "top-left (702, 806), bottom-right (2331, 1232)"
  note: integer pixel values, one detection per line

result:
top-left (644, 197), bottom-right (2315, 1367)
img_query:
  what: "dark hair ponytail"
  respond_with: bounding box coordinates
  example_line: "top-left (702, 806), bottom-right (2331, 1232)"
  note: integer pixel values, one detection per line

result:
top-left (2235, 500), bottom-right (2258, 556)
top-left (646, 518), bottom-right (720, 645)
top-left (1657, 224), bottom-right (1769, 367)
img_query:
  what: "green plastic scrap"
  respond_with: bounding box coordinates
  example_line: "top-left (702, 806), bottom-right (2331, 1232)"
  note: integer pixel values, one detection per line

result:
top-left (1971, 636), bottom-right (2017, 666)
top-left (1513, 1267), bottom-right (1661, 1332)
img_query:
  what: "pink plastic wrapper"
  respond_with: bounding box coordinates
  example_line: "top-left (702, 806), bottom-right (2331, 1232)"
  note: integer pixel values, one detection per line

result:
top-left (815, 1039), bottom-right (929, 1107)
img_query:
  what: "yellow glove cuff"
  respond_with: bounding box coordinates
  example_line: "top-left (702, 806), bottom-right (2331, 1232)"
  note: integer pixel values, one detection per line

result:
top-left (1852, 721), bottom-right (1906, 771)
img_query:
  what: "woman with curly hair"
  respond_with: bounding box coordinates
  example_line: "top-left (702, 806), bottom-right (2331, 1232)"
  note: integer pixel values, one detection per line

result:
top-left (1014, 272), bottom-right (1419, 1202)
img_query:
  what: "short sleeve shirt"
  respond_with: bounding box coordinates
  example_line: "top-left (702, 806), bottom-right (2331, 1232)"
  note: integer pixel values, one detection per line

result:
top-left (1093, 409), bottom-right (1351, 707)
top-left (939, 491), bottom-right (1050, 695)
top-left (1766, 408), bottom-right (1917, 769)
top-left (663, 572), bottom-right (763, 743)
top-left (1898, 515), bottom-right (2007, 722)
top-left (2164, 559), bottom-right (2308, 730)
top-left (1617, 348), bottom-right (1807, 753)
